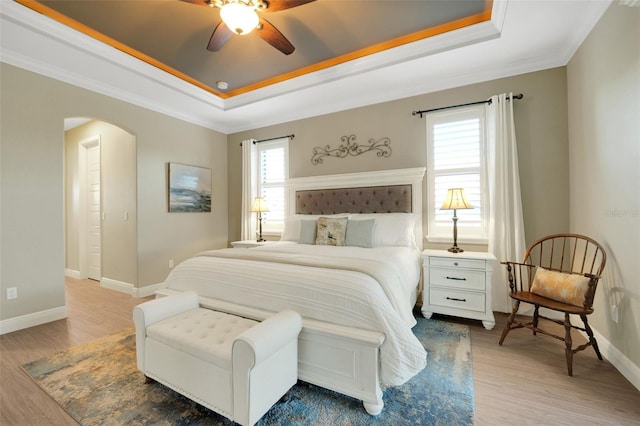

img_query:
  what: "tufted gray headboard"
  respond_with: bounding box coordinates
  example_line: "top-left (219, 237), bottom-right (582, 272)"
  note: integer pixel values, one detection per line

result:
top-left (286, 168), bottom-right (426, 249)
top-left (295, 185), bottom-right (411, 215)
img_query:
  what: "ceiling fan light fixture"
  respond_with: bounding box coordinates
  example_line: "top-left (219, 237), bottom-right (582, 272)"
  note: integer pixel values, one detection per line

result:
top-left (220, 3), bottom-right (259, 35)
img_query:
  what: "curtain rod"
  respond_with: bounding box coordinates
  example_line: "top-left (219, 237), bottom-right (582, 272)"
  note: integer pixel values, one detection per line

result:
top-left (412, 93), bottom-right (524, 118)
top-left (240, 134), bottom-right (295, 146)
top-left (254, 134), bottom-right (295, 144)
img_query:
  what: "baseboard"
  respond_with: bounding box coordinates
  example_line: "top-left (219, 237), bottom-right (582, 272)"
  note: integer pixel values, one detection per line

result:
top-left (100, 277), bottom-right (165, 299)
top-left (0, 306), bottom-right (67, 335)
top-left (65, 268), bottom-right (80, 279)
top-left (100, 277), bottom-right (134, 295)
top-left (133, 282), bottom-right (166, 298)
top-left (587, 326), bottom-right (640, 391)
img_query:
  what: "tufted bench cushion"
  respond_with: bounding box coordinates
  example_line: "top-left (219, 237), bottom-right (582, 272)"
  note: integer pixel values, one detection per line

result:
top-left (146, 308), bottom-right (257, 369)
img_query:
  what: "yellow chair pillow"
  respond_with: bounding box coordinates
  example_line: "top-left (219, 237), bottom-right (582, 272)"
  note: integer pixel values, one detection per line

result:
top-left (530, 267), bottom-right (591, 307)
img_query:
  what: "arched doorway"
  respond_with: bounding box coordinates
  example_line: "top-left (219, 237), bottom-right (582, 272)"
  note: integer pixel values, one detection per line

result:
top-left (64, 117), bottom-right (138, 290)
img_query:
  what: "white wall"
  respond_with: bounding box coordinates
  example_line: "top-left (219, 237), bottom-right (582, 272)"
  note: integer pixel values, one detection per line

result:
top-left (567, 2), bottom-right (640, 384)
top-left (0, 63), bottom-right (228, 331)
top-left (228, 67), bottom-right (571, 257)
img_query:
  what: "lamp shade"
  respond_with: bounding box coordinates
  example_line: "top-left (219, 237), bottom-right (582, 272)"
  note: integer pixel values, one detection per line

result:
top-left (220, 3), bottom-right (259, 35)
top-left (250, 196), bottom-right (269, 213)
top-left (440, 188), bottom-right (473, 210)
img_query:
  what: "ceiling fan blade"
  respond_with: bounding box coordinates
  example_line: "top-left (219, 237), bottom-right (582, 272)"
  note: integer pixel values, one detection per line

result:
top-left (256, 17), bottom-right (295, 55)
top-left (179, 0), bottom-right (215, 8)
top-left (208, 21), bottom-right (234, 52)
top-left (264, 0), bottom-right (315, 12)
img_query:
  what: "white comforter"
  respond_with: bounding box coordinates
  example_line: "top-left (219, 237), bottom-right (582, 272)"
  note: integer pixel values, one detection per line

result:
top-left (163, 243), bottom-right (427, 386)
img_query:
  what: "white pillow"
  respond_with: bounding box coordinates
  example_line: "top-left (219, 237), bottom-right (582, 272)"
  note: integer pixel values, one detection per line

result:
top-left (280, 217), bottom-right (302, 241)
top-left (350, 213), bottom-right (416, 248)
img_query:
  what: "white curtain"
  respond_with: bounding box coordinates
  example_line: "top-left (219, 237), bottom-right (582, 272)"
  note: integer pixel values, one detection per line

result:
top-left (486, 93), bottom-right (526, 313)
top-left (240, 139), bottom-right (257, 241)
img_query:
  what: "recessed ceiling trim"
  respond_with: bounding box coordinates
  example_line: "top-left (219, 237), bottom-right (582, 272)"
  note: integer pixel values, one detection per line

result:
top-left (1, 0), bottom-right (611, 135)
top-left (223, 17), bottom-right (503, 110)
top-left (15, 0), bottom-right (493, 100)
top-left (1, 0), bottom-right (226, 129)
top-left (223, 0), bottom-right (494, 97)
top-left (14, 0), bottom-right (227, 98)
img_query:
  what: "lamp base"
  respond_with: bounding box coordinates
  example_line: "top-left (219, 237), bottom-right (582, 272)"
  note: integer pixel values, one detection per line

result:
top-left (256, 238), bottom-right (265, 242)
top-left (447, 246), bottom-right (464, 253)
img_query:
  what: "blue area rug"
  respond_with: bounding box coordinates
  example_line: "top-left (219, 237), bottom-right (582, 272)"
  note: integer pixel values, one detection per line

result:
top-left (22, 317), bottom-right (474, 425)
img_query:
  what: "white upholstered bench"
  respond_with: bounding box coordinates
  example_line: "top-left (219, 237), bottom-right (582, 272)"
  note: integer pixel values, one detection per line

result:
top-left (133, 291), bottom-right (302, 426)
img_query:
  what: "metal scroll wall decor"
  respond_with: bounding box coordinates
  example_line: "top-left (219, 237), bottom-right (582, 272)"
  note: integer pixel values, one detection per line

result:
top-left (311, 134), bottom-right (392, 165)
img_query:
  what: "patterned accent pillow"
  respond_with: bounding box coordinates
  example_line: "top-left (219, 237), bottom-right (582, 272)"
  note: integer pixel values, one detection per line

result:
top-left (530, 267), bottom-right (591, 307)
top-left (315, 217), bottom-right (348, 246)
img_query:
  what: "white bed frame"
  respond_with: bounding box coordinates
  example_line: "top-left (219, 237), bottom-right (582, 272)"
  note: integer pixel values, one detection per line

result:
top-left (158, 167), bottom-right (425, 415)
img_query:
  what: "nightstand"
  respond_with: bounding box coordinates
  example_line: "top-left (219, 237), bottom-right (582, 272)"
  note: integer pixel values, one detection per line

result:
top-left (421, 249), bottom-right (496, 330)
top-left (230, 240), bottom-right (276, 248)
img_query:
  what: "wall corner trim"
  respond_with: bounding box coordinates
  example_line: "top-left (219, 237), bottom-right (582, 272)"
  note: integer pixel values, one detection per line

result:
top-left (0, 306), bottom-right (68, 335)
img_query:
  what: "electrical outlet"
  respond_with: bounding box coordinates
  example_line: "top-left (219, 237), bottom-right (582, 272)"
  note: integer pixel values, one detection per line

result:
top-left (168, 259), bottom-right (174, 269)
top-left (611, 304), bottom-right (619, 323)
top-left (7, 287), bottom-right (18, 300)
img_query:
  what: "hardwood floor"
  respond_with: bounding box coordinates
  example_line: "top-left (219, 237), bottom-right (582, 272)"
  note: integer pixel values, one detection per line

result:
top-left (0, 278), bottom-right (152, 425)
top-left (1, 277), bottom-right (639, 425)
top-left (457, 313), bottom-right (640, 426)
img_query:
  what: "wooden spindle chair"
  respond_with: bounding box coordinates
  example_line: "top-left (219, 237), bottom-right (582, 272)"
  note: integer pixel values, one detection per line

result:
top-left (498, 234), bottom-right (606, 376)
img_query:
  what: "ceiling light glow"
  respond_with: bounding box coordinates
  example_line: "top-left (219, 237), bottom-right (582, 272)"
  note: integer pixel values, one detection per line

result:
top-left (220, 3), bottom-right (259, 35)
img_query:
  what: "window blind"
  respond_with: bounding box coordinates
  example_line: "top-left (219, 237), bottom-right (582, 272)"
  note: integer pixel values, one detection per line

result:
top-left (433, 118), bottom-right (482, 226)
top-left (258, 142), bottom-right (287, 226)
top-left (426, 105), bottom-right (487, 241)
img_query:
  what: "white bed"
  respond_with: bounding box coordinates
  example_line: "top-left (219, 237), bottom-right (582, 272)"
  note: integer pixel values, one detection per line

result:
top-left (157, 167), bottom-right (427, 415)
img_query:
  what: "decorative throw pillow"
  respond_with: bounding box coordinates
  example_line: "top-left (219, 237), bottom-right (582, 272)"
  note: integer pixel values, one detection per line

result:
top-left (298, 220), bottom-right (317, 245)
top-left (280, 214), bottom-right (350, 241)
top-left (345, 219), bottom-right (376, 248)
top-left (315, 217), bottom-right (348, 246)
top-left (530, 267), bottom-right (591, 307)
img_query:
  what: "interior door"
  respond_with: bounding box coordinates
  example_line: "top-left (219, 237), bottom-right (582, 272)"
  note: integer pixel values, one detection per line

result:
top-left (86, 143), bottom-right (101, 281)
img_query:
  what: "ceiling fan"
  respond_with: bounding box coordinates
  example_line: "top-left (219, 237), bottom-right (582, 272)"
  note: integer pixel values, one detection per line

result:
top-left (181, 0), bottom-right (315, 55)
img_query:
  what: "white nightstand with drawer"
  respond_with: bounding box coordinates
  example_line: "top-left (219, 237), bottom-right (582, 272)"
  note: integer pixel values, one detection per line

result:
top-left (421, 249), bottom-right (496, 330)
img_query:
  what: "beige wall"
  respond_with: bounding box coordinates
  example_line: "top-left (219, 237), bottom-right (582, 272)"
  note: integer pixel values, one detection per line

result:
top-left (567, 3), bottom-right (640, 372)
top-left (0, 63), bottom-right (228, 322)
top-left (65, 120), bottom-right (137, 285)
top-left (228, 67), bottom-right (571, 254)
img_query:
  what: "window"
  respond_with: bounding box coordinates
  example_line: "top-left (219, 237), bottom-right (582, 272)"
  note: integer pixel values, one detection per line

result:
top-left (426, 106), bottom-right (488, 243)
top-left (256, 138), bottom-right (289, 234)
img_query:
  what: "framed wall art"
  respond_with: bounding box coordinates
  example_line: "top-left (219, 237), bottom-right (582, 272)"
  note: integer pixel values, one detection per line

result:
top-left (168, 163), bottom-right (211, 212)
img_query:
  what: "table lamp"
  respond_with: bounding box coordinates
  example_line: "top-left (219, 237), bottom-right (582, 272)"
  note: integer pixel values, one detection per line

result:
top-left (440, 188), bottom-right (474, 253)
top-left (250, 196), bottom-right (269, 242)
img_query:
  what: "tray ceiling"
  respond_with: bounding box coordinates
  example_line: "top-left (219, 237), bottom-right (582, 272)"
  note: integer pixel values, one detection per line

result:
top-left (1, 0), bottom-right (612, 133)
top-left (21, 0), bottom-right (491, 98)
